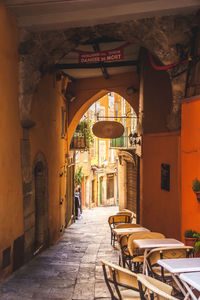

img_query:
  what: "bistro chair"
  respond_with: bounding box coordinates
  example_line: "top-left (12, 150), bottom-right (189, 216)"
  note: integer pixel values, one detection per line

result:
top-left (101, 260), bottom-right (140, 300)
top-left (117, 225), bottom-right (143, 268)
top-left (137, 274), bottom-right (178, 300)
top-left (121, 209), bottom-right (136, 219)
top-left (108, 214), bottom-right (131, 247)
top-left (146, 246), bottom-right (194, 282)
top-left (117, 211), bottom-right (134, 222)
top-left (127, 232), bottom-right (165, 272)
top-left (115, 224), bottom-right (141, 229)
top-left (118, 234), bottom-right (133, 269)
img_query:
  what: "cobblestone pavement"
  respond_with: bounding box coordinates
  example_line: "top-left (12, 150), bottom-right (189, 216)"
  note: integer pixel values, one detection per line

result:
top-left (0, 206), bottom-right (119, 300)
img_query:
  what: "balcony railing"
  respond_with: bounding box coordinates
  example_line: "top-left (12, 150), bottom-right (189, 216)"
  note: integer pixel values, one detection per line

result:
top-left (110, 130), bottom-right (136, 149)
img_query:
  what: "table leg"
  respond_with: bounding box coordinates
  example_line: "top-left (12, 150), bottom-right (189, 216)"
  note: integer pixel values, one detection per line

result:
top-left (143, 249), bottom-right (148, 274)
top-left (181, 280), bottom-right (198, 300)
top-left (172, 274), bottom-right (187, 297)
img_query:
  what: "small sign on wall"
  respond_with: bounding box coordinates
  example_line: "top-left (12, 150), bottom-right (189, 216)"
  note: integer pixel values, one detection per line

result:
top-left (161, 163), bottom-right (170, 191)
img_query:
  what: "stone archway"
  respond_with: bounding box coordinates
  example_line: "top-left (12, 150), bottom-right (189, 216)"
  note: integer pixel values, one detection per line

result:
top-left (18, 14), bottom-right (199, 131)
top-left (67, 71), bottom-right (139, 147)
top-left (33, 153), bottom-right (49, 253)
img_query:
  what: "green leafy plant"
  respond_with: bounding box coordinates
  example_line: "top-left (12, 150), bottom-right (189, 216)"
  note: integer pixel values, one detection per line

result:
top-left (74, 166), bottom-right (84, 186)
top-left (75, 119), bottom-right (94, 151)
top-left (193, 232), bottom-right (200, 253)
top-left (184, 229), bottom-right (197, 238)
top-left (192, 178), bottom-right (200, 192)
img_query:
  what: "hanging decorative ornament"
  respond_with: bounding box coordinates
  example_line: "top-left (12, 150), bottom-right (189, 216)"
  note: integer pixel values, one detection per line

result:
top-left (92, 121), bottom-right (124, 138)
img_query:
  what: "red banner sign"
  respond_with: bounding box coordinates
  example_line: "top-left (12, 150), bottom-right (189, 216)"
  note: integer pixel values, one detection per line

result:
top-left (79, 49), bottom-right (123, 64)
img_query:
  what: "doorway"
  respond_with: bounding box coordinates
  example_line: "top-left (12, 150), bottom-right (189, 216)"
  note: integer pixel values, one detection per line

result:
top-left (34, 156), bottom-right (48, 252)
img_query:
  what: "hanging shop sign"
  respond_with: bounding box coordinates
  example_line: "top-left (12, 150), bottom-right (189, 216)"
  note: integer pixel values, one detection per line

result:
top-left (92, 121), bottom-right (124, 139)
top-left (74, 43), bottom-right (129, 64)
top-left (79, 49), bottom-right (123, 64)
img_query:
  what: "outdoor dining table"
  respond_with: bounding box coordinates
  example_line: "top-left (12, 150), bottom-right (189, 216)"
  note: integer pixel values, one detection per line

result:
top-left (179, 272), bottom-right (200, 300)
top-left (113, 226), bottom-right (150, 238)
top-left (133, 238), bottom-right (185, 274)
top-left (158, 258), bottom-right (200, 298)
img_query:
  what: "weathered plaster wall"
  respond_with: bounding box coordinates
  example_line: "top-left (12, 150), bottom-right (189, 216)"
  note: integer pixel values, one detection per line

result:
top-left (140, 48), bottom-right (173, 134)
top-left (0, 3), bottom-right (23, 279)
top-left (30, 73), bottom-right (68, 245)
top-left (17, 13), bottom-right (199, 134)
top-left (181, 97), bottom-right (200, 237)
top-left (141, 132), bottom-right (181, 239)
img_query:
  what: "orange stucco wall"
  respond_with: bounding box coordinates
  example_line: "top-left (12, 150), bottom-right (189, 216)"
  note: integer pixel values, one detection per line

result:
top-left (0, 3), bottom-right (23, 279)
top-left (181, 97), bottom-right (200, 237)
top-left (141, 132), bottom-right (181, 239)
top-left (30, 73), bottom-right (68, 244)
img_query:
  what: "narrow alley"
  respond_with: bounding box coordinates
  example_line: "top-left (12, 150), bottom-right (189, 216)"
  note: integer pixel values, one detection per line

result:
top-left (0, 206), bottom-right (118, 300)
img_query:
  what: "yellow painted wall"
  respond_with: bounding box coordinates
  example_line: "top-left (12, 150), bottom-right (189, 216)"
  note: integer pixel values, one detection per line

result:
top-left (0, 3), bottom-right (23, 279)
top-left (30, 73), bottom-right (67, 244)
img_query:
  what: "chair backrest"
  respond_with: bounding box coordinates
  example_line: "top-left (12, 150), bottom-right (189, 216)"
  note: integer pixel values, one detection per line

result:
top-left (117, 211), bottom-right (134, 222)
top-left (101, 260), bottom-right (139, 299)
top-left (108, 214), bottom-right (131, 229)
top-left (119, 234), bottom-right (129, 249)
top-left (146, 246), bottom-right (193, 279)
top-left (137, 274), bottom-right (178, 300)
top-left (128, 232), bottom-right (165, 257)
top-left (116, 223), bottom-right (141, 229)
top-left (121, 208), bottom-right (137, 219)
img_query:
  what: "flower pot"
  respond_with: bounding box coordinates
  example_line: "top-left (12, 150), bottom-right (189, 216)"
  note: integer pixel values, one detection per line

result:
top-left (184, 237), bottom-right (196, 247)
top-left (194, 249), bottom-right (200, 257)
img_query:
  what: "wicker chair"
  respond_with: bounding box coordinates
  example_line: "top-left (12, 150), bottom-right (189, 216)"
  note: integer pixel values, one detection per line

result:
top-left (117, 211), bottom-right (134, 223)
top-left (118, 234), bottom-right (132, 268)
top-left (108, 214), bottom-right (131, 247)
top-left (115, 224), bottom-right (141, 229)
top-left (101, 260), bottom-right (140, 300)
top-left (137, 274), bottom-right (178, 300)
top-left (127, 232), bottom-right (165, 272)
top-left (146, 246), bottom-right (194, 282)
top-left (120, 209), bottom-right (136, 219)
top-left (116, 225), bottom-right (142, 268)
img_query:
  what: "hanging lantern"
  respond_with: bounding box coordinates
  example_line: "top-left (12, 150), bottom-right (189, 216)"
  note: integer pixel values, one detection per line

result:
top-left (92, 121), bottom-right (124, 138)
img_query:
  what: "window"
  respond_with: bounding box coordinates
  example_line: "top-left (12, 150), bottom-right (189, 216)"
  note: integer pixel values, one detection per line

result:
top-left (61, 106), bottom-right (65, 138)
top-left (107, 174), bottom-right (114, 198)
top-left (109, 148), bottom-right (115, 163)
top-left (75, 151), bottom-right (80, 163)
top-left (83, 151), bottom-right (88, 162)
top-left (108, 96), bottom-right (114, 120)
top-left (99, 141), bottom-right (106, 165)
top-left (98, 106), bottom-right (105, 120)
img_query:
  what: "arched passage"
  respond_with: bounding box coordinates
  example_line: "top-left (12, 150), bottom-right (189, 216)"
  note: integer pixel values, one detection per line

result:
top-left (71, 91), bottom-right (138, 214)
top-left (67, 71), bottom-right (139, 148)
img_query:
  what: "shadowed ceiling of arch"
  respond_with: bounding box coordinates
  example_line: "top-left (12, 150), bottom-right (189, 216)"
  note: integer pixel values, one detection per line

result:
top-left (17, 10), bottom-right (200, 124)
top-left (19, 12), bottom-right (200, 73)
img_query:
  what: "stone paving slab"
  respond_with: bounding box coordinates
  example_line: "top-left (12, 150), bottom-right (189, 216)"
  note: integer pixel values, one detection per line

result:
top-left (0, 206), bottom-right (119, 299)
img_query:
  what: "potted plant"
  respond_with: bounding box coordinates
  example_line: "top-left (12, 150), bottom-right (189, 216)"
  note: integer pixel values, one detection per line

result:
top-left (184, 229), bottom-right (197, 247)
top-left (78, 119), bottom-right (94, 151)
top-left (192, 178), bottom-right (200, 201)
top-left (193, 232), bottom-right (200, 257)
top-left (72, 133), bottom-right (80, 148)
